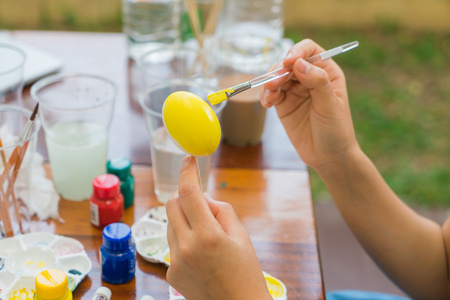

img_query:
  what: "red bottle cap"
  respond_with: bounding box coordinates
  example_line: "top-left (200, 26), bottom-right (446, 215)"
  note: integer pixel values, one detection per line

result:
top-left (93, 174), bottom-right (120, 199)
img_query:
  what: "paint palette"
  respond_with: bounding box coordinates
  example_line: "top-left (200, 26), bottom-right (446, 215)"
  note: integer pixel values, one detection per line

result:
top-left (0, 232), bottom-right (91, 299)
top-left (131, 206), bottom-right (170, 265)
top-left (168, 272), bottom-right (287, 300)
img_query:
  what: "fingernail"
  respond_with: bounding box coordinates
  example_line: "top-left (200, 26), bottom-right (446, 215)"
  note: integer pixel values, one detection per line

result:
top-left (285, 51), bottom-right (293, 61)
top-left (297, 58), bottom-right (311, 75)
top-left (183, 155), bottom-right (191, 165)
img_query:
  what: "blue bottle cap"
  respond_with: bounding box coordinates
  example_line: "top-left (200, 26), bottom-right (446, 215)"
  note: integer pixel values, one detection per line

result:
top-left (102, 223), bottom-right (132, 251)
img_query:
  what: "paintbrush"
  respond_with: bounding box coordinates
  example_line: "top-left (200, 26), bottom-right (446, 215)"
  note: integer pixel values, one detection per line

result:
top-left (207, 41), bottom-right (359, 105)
top-left (0, 136), bottom-right (14, 237)
top-left (0, 104), bottom-right (38, 185)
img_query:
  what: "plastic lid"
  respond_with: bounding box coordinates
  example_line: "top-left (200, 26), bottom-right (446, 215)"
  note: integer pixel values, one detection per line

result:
top-left (35, 269), bottom-right (68, 299)
top-left (107, 158), bottom-right (132, 181)
top-left (102, 222), bottom-right (132, 251)
top-left (93, 286), bottom-right (112, 299)
top-left (92, 174), bottom-right (120, 199)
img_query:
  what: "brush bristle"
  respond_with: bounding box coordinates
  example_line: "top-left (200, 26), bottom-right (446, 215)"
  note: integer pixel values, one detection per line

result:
top-left (30, 103), bottom-right (39, 121)
top-left (207, 91), bottom-right (228, 105)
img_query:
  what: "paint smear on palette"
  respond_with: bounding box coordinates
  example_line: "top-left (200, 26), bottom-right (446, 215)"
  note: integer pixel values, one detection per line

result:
top-left (57, 242), bottom-right (82, 256)
top-left (23, 260), bottom-right (46, 268)
top-left (0, 257), bottom-right (5, 271)
top-left (163, 251), bottom-right (170, 264)
top-left (68, 277), bottom-right (76, 292)
top-left (68, 269), bottom-right (82, 276)
top-left (170, 286), bottom-right (183, 296)
top-left (9, 288), bottom-right (35, 300)
top-left (265, 275), bottom-right (285, 298)
top-left (37, 261), bottom-right (46, 268)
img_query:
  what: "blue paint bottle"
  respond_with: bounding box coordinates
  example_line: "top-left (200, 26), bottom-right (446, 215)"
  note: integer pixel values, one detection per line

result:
top-left (100, 223), bottom-right (136, 284)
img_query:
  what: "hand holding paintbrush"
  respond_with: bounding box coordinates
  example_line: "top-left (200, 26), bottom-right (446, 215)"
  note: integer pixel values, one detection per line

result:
top-left (207, 41), bottom-right (359, 105)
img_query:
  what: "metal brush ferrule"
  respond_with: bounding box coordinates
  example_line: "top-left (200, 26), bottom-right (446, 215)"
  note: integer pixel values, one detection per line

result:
top-left (225, 82), bottom-right (251, 99)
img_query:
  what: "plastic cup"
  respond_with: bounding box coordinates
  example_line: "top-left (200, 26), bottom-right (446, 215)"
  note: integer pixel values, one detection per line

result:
top-left (31, 74), bottom-right (117, 201)
top-left (0, 44), bottom-right (26, 104)
top-left (0, 105), bottom-right (41, 237)
top-left (137, 44), bottom-right (215, 90)
top-left (139, 79), bottom-right (225, 204)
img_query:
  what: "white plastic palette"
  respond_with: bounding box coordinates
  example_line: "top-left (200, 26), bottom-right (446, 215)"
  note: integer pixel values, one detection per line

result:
top-left (0, 232), bottom-right (91, 300)
top-left (132, 206), bottom-right (170, 265)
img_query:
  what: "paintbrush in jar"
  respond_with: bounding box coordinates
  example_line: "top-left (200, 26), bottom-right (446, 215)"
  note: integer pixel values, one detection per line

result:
top-left (0, 137), bottom-right (14, 237)
top-left (5, 103), bottom-right (40, 234)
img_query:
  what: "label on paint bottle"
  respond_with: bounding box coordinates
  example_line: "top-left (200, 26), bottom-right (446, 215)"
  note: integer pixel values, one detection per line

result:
top-left (90, 202), bottom-right (100, 227)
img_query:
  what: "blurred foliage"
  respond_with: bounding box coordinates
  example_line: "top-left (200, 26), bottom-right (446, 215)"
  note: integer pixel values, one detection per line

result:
top-left (286, 24), bottom-right (450, 207)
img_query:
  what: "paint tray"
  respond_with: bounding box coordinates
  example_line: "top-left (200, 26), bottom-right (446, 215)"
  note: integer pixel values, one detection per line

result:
top-left (0, 232), bottom-right (91, 299)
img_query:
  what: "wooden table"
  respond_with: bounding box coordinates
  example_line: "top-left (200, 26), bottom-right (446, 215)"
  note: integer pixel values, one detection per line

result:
top-left (12, 31), bottom-right (324, 299)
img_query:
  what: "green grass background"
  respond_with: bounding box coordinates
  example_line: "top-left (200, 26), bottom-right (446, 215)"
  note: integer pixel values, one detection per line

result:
top-left (286, 25), bottom-right (450, 207)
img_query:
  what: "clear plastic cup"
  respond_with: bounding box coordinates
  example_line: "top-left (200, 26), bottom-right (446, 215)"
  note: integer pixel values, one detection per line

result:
top-left (0, 105), bottom-right (41, 237)
top-left (0, 44), bottom-right (26, 104)
top-left (31, 74), bottom-right (117, 201)
top-left (139, 80), bottom-right (225, 204)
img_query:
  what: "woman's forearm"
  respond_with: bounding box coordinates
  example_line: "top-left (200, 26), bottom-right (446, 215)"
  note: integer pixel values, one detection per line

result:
top-left (315, 149), bottom-right (448, 300)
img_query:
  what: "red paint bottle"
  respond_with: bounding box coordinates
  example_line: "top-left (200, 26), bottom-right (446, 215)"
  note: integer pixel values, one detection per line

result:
top-left (90, 174), bottom-right (124, 229)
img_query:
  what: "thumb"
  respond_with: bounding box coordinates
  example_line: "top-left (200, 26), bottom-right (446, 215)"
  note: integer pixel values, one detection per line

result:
top-left (293, 58), bottom-right (338, 112)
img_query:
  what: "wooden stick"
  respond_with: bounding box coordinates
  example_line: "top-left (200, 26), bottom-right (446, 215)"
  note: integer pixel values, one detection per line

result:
top-left (0, 145), bottom-right (20, 184)
top-left (183, 0), bottom-right (203, 47)
top-left (183, 0), bottom-right (209, 73)
top-left (184, 0), bottom-right (223, 75)
top-left (1, 137), bottom-right (26, 234)
top-left (194, 156), bottom-right (203, 192)
top-left (203, 0), bottom-right (223, 37)
top-left (4, 141), bottom-right (29, 234)
top-left (0, 186), bottom-right (14, 237)
top-left (0, 138), bottom-right (15, 237)
top-left (0, 137), bottom-right (6, 165)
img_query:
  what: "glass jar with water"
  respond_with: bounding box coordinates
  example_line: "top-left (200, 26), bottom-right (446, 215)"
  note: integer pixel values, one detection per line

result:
top-left (216, 0), bottom-right (284, 42)
top-left (122, 0), bottom-right (182, 61)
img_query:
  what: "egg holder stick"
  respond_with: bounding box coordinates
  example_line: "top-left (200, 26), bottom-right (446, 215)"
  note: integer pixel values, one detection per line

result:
top-left (207, 41), bottom-right (360, 105)
top-left (194, 157), bottom-right (203, 191)
top-left (0, 103), bottom-right (39, 236)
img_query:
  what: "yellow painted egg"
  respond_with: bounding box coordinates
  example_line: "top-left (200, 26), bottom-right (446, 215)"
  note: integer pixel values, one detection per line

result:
top-left (162, 91), bottom-right (221, 157)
